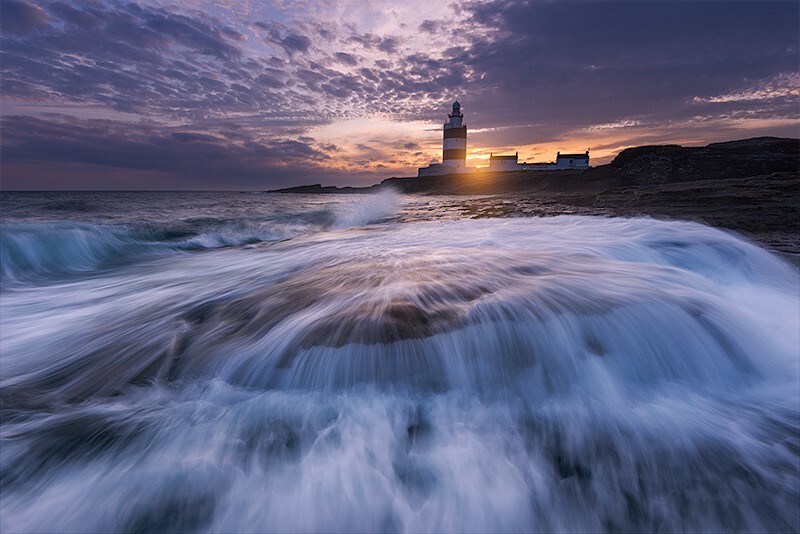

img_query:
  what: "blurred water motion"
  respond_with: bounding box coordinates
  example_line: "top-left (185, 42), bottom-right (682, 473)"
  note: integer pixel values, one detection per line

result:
top-left (1, 191), bottom-right (798, 532)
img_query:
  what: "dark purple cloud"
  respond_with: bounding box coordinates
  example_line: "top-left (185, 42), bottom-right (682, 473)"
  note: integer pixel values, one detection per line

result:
top-left (335, 52), bottom-right (359, 66)
top-left (449, 1), bottom-right (799, 135)
top-left (0, 114), bottom-right (352, 189)
top-left (279, 33), bottom-right (312, 56)
top-left (418, 20), bottom-right (440, 34)
top-left (0, 0), bottom-right (50, 34)
top-left (348, 32), bottom-right (402, 55)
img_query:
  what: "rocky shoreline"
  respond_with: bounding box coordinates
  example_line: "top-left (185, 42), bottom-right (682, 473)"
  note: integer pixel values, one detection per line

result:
top-left (271, 137), bottom-right (799, 261)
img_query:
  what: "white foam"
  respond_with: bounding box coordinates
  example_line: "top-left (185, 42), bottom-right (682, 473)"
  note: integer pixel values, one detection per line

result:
top-left (1, 216), bottom-right (798, 532)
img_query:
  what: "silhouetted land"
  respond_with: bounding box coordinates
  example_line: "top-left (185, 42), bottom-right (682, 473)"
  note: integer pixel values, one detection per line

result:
top-left (271, 137), bottom-right (800, 260)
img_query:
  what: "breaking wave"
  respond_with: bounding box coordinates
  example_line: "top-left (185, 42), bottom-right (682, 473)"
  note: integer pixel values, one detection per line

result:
top-left (0, 190), bottom-right (401, 285)
top-left (1, 214), bottom-right (798, 532)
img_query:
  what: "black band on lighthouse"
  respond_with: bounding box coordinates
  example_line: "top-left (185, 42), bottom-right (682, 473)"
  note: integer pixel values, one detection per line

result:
top-left (443, 127), bottom-right (467, 139)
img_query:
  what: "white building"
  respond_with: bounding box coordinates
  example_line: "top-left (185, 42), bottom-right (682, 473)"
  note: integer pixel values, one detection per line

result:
top-left (488, 152), bottom-right (519, 171)
top-left (555, 151), bottom-right (590, 169)
top-left (418, 101), bottom-right (477, 177)
top-left (483, 150), bottom-right (591, 171)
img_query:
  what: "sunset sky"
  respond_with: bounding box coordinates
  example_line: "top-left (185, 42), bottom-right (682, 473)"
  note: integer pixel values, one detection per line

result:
top-left (2, 0), bottom-right (798, 190)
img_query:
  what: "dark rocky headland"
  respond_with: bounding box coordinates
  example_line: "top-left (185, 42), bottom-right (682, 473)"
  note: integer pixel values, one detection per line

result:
top-left (271, 137), bottom-right (799, 261)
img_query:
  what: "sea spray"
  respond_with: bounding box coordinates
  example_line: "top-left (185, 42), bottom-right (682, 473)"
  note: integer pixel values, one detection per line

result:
top-left (0, 191), bottom-right (407, 287)
top-left (1, 199), bottom-right (797, 532)
top-left (331, 187), bottom-right (401, 228)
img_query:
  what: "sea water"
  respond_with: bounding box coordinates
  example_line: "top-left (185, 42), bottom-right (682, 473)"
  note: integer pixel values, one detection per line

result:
top-left (1, 191), bottom-right (798, 532)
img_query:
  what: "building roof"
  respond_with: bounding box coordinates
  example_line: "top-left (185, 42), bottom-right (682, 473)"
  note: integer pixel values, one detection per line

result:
top-left (557, 153), bottom-right (589, 159)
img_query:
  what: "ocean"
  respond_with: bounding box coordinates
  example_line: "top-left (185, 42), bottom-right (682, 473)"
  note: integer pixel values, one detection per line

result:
top-left (1, 190), bottom-right (798, 532)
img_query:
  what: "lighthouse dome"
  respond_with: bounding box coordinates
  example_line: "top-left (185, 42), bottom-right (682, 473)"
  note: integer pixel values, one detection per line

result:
top-left (453, 101), bottom-right (461, 109)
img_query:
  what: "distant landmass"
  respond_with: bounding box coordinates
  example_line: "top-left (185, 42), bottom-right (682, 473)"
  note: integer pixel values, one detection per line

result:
top-left (270, 137), bottom-right (798, 195)
top-left (270, 137), bottom-right (800, 259)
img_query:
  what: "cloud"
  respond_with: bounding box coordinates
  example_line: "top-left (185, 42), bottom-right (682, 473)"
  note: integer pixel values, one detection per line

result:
top-left (1, 0), bottom-right (797, 189)
top-left (279, 33), bottom-right (312, 56)
top-left (2, 2), bottom-right (259, 119)
top-left (418, 20), bottom-right (440, 34)
top-left (454, 1), bottom-right (799, 130)
top-left (0, 114), bottom-right (343, 188)
top-left (0, 1), bottom-right (50, 34)
top-left (141, 7), bottom-right (241, 60)
top-left (172, 132), bottom-right (219, 142)
top-left (347, 32), bottom-right (401, 54)
top-left (2, 1), bottom-right (459, 126)
top-left (692, 72), bottom-right (800, 104)
top-left (335, 52), bottom-right (359, 66)
top-left (376, 36), bottom-right (400, 54)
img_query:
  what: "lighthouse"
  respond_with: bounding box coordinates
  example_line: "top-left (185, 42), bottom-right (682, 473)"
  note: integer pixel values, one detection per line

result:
top-left (442, 101), bottom-right (467, 169)
top-left (418, 101), bottom-right (476, 176)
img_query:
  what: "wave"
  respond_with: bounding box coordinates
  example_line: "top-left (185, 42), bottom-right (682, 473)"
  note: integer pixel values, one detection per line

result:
top-left (0, 222), bottom-right (148, 284)
top-left (1, 216), bottom-right (797, 532)
top-left (331, 188), bottom-right (400, 228)
top-left (0, 190), bottom-right (401, 285)
top-left (3, 384), bottom-right (796, 533)
top-left (2, 216), bottom-right (795, 400)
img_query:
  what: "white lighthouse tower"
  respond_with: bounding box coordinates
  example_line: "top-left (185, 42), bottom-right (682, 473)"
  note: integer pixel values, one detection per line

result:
top-left (418, 101), bottom-right (476, 176)
top-left (442, 101), bottom-right (467, 169)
